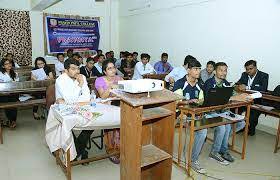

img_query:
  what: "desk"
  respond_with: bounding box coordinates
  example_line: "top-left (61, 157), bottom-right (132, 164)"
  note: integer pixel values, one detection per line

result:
top-left (176, 101), bottom-right (252, 176)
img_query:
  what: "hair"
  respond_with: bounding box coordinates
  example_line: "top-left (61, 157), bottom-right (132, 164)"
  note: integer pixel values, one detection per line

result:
top-left (56, 53), bottom-right (64, 58)
top-left (97, 54), bottom-right (105, 59)
top-left (72, 53), bottom-right (80, 58)
top-left (184, 55), bottom-right (196, 66)
top-left (140, 53), bottom-right (150, 60)
top-left (214, 62), bottom-right (228, 70)
top-left (67, 49), bottom-right (73, 53)
top-left (207, 61), bottom-right (215, 67)
top-left (5, 53), bottom-right (16, 67)
top-left (244, 60), bottom-right (257, 67)
top-left (102, 59), bottom-right (115, 74)
top-left (105, 52), bottom-right (111, 57)
top-left (34, 57), bottom-right (47, 69)
top-left (132, 52), bottom-right (138, 55)
top-left (161, 53), bottom-right (168, 57)
top-left (188, 58), bottom-right (201, 69)
top-left (126, 52), bottom-right (133, 58)
top-left (86, 57), bottom-right (94, 63)
top-left (64, 58), bottom-right (80, 69)
top-left (0, 58), bottom-right (16, 80)
top-left (97, 49), bottom-right (102, 53)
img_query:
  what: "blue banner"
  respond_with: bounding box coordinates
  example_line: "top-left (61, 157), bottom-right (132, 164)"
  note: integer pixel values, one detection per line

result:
top-left (45, 16), bottom-right (100, 53)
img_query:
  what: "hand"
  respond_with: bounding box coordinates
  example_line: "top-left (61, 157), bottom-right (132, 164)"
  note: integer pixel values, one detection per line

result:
top-left (230, 93), bottom-right (252, 102)
top-left (110, 84), bottom-right (118, 90)
top-left (188, 99), bottom-right (199, 104)
top-left (238, 84), bottom-right (246, 91)
top-left (75, 74), bottom-right (84, 87)
top-left (56, 98), bottom-right (65, 104)
top-left (169, 77), bottom-right (175, 84)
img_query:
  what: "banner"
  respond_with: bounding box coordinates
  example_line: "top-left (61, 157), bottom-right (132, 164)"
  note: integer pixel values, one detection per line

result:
top-left (45, 16), bottom-right (100, 53)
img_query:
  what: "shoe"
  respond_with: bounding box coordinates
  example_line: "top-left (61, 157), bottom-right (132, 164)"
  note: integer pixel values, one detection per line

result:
top-left (191, 160), bottom-right (207, 174)
top-left (109, 156), bottom-right (120, 164)
top-left (220, 152), bottom-right (234, 162)
top-left (81, 150), bottom-right (89, 165)
top-left (248, 129), bottom-right (255, 136)
top-left (33, 113), bottom-right (40, 120)
top-left (209, 152), bottom-right (229, 166)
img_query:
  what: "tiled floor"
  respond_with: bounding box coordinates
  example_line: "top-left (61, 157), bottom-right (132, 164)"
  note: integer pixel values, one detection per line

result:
top-left (0, 109), bottom-right (279, 180)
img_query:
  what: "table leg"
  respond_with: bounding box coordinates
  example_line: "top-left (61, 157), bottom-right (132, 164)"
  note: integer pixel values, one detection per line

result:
top-left (242, 104), bottom-right (251, 159)
top-left (66, 149), bottom-right (72, 180)
top-left (178, 112), bottom-right (183, 165)
top-left (274, 118), bottom-right (280, 153)
top-left (0, 123), bottom-right (2, 144)
top-left (187, 113), bottom-right (195, 176)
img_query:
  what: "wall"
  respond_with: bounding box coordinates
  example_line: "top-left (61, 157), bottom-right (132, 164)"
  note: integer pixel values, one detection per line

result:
top-left (119, 0), bottom-right (280, 133)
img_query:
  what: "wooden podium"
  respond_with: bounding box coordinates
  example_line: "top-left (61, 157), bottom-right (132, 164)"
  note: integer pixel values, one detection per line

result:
top-left (113, 89), bottom-right (181, 180)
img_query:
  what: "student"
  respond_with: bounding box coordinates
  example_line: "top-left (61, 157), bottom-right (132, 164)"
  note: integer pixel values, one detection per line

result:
top-left (154, 53), bottom-right (173, 74)
top-left (55, 59), bottom-right (91, 161)
top-left (31, 57), bottom-right (54, 120)
top-left (65, 49), bottom-right (73, 60)
top-left (115, 51), bottom-right (125, 69)
top-left (165, 55), bottom-right (195, 87)
top-left (110, 50), bottom-right (117, 63)
top-left (132, 52), bottom-right (139, 63)
top-left (5, 53), bottom-right (20, 68)
top-left (172, 58), bottom-right (207, 174)
top-left (119, 52), bottom-right (137, 77)
top-left (204, 62), bottom-right (249, 164)
top-left (105, 52), bottom-right (112, 60)
top-left (0, 58), bottom-right (19, 128)
top-left (132, 53), bottom-right (155, 80)
top-left (92, 54), bottom-right (105, 77)
top-left (236, 60), bottom-right (269, 135)
top-left (80, 57), bottom-right (95, 78)
top-left (55, 53), bottom-right (65, 77)
top-left (93, 49), bottom-right (103, 63)
top-left (95, 59), bottom-right (123, 164)
top-left (200, 61), bottom-right (215, 83)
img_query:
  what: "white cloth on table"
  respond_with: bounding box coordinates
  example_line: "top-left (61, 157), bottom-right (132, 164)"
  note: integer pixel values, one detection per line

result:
top-left (45, 103), bottom-right (120, 161)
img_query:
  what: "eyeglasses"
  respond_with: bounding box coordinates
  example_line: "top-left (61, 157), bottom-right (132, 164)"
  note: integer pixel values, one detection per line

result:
top-left (4, 62), bottom-right (11, 65)
top-left (106, 67), bottom-right (116, 71)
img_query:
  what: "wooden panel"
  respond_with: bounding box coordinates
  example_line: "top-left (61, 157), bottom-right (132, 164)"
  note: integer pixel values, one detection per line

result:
top-left (142, 107), bottom-right (173, 122)
top-left (142, 124), bottom-right (151, 146)
top-left (120, 101), bottom-right (142, 180)
top-left (141, 144), bottom-right (171, 168)
top-left (113, 89), bottom-right (182, 107)
top-left (0, 99), bottom-right (46, 109)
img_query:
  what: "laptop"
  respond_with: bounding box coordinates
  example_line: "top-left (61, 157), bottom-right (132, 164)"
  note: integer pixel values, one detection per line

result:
top-left (190, 87), bottom-right (234, 107)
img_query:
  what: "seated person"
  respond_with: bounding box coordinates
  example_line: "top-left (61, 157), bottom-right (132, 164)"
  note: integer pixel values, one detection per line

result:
top-left (65, 48), bottom-right (73, 60)
top-left (154, 53), bottom-right (173, 74)
top-left (55, 53), bottom-right (65, 77)
top-left (0, 58), bottom-right (19, 128)
top-left (132, 53), bottom-right (155, 80)
top-left (31, 57), bottom-right (54, 120)
top-left (55, 59), bottom-right (92, 161)
top-left (119, 52), bottom-right (137, 77)
top-left (92, 54), bottom-right (105, 77)
top-left (132, 52), bottom-right (139, 63)
top-left (236, 60), bottom-right (269, 136)
top-left (93, 49), bottom-right (103, 63)
top-left (204, 62), bottom-right (250, 164)
top-left (80, 57), bottom-right (95, 78)
top-left (173, 58), bottom-right (207, 174)
top-left (95, 59), bottom-right (123, 164)
top-left (165, 55), bottom-right (195, 88)
top-left (5, 53), bottom-right (20, 68)
top-left (200, 61), bottom-right (215, 83)
top-left (115, 51), bottom-right (124, 69)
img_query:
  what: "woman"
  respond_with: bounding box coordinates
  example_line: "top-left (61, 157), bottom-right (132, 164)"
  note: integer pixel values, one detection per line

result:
top-left (5, 53), bottom-right (20, 68)
top-left (0, 59), bottom-right (19, 128)
top-left (31, 57), bottom-right (54, 120)
top-left (95, 59), bottom-right (123, 164)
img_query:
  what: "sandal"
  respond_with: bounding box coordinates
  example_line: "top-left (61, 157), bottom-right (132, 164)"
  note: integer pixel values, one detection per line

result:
top-left (109, 156), bottom-right (120, 164)
top-left (10, 121), bottom-right (16, 129)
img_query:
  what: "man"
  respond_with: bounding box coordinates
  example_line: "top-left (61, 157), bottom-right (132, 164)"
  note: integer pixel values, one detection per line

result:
top-left (236, 60), bottom-right (269, 135)
top-left (93, 49), bottom-right (103, 63)
top-left (204, 62), bottom-right (249, 164)
top-left (132, 52), bottom-right (139, 62)
top-left (200, 61), bottom-right (215, 83)
top-left (165, 55), bottom-right (195, 88)
top-left (65, 49), bottom-right (73, 60)
top-left (132, 53), bottom-right (155, 80)
top-left (154, 53), bottom-right (173, 74)
top-left (173, 58), bottom-right (207, 174)
top-left (80, 57), bottom-right (95, 78)
top-left (55, 53), bottom-right (65, 77)
top-left (119, 52), bottom-right (137, 77)
top-left (55, 59), bottom-right (92, 161)
top-left (92, 54), bottom-right (105, 77)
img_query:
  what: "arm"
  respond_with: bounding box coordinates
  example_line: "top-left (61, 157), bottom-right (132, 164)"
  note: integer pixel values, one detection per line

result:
top-left (165, 68), bottom-right (176, 83)
top-left (48, 72), bottom-right (54, 79)
top-left (76, 75), bottom-right (90, 102)
top-left (31, 73), bottom-right (37, 81)
top-left (256, 73), bottom-right (269, 92)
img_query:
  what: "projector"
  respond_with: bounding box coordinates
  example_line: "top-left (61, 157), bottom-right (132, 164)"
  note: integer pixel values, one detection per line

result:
top-left (118, 79), bottom-right (164, 93)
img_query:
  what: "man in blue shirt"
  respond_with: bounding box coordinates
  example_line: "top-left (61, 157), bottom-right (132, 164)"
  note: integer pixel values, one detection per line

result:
top-left (173, 58), bottom-right (207, 174)
top-left (154, 53), bottom-right (173, 74)
top-left (204, 62), bottom-right (249, 164)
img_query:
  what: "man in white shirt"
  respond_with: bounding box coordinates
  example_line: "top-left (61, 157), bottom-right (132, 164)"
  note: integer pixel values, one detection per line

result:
top-left (55, 53), bottom-right (65, 77)
top-left (132, 53), bottom-right (155, 80)
top-left (164, 55), bottom-right (196, 88)
top-left (55, 58), bottom-right (92, 162)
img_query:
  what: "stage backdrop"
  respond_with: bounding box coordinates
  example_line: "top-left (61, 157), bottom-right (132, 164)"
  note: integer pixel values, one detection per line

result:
top-left (44, 14), bottom-right (100, 54)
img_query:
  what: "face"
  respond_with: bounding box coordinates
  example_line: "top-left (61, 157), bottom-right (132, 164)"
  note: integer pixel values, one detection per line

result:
top-left (245, 64), bottom-right (257, 77)
top-left (110, 51), bottom-right (114, 58)
top-left (127, 55), bottom-right (133, 62)
top-left (2, 60), bottom-right (12, 71)
top-left (86, 61), bottom-right (94, 69)
top-left (6, 54), bottom-right (13, 60)
top-left (97, 50), bottom-right (102, 55)
top-left (206, 64), bottom-right (214, 74)
top-left (215, 65), bottom-right (228, 80)
top-left (73, 55), bottom-right (79, 61)
top-left (98, 56), bottom-right (105, 63)
top-left (106, 53), bottom-right (112, 59)
top-left (58, 55), bottom-right (64, 62)
top-left (161, 56), bottom-right (168, 63)
top-left (141, 57), bottom-right (149, 65)
top-left (104, 62), bottom-right (116, 77)
top-left (36, 60), bottom-right (45, 69)
top-left (78, 57), bottom-right (83, 63)
top-left (188, 67), bottom-right (201, 79)
top-left (67, 51), bottom-right (73, 57)
top-left (66, 64), bottom-right (80, 78)
top-left (133, 54), bottom-right (138, 60)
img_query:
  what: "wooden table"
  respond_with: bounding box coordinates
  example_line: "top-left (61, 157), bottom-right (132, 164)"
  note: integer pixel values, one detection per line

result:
top-left (176, 101), bottom-right (252, 176)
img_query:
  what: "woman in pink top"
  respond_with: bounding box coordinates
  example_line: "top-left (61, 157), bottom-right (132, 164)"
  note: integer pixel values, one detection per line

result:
top-left (95, 59), bottom-right (123, 164)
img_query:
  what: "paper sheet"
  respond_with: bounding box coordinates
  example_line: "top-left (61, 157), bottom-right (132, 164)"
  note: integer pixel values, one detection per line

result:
top-left (31, 68), bottom-right (47, 80)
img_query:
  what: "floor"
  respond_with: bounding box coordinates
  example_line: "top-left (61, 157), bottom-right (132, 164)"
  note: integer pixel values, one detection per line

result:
top-left (0, 109), bottom-right (279, 180)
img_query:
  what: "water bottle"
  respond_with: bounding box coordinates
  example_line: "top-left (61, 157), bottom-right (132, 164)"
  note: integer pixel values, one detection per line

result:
top-left (90, 90), bottom-right (96, 107)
